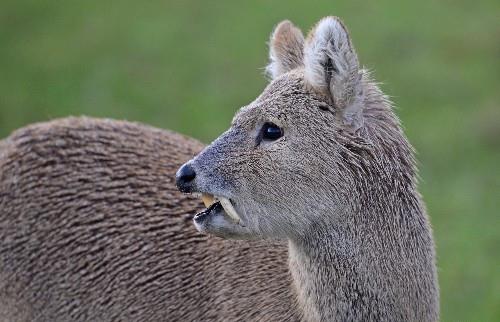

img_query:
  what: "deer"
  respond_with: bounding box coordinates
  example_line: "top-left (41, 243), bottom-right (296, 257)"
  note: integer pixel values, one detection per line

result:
top-left (175, 17), bottom-right (439, 321)
top-left (0, 16), bottom-right (438, 321)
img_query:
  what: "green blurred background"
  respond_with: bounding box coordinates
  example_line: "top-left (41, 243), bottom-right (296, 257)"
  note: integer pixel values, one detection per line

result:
top-left (1, 0), bottom-right (498, 320)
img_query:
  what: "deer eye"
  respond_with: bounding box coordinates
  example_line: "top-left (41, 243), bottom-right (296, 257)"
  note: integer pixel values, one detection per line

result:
top-left (261, 122), bottom-right (283, 141)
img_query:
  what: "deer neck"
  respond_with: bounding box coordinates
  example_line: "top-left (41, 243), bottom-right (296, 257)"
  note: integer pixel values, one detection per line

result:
top-left (287, 197), bottom-right (435, 322)
top-left (288, 222), bottom-right (359, 322)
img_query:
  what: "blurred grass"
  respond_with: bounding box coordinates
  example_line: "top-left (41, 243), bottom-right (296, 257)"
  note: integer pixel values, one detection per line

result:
top-left (0, 0), bottom-right (499, 320)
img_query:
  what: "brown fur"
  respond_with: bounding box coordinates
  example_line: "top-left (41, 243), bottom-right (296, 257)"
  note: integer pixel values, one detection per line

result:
top-left (0, 117), bottom-right (300, 321)
top-left (181, 17), bottom-right (439, 321)
top-left (0, 15), bottom-right (439, 322)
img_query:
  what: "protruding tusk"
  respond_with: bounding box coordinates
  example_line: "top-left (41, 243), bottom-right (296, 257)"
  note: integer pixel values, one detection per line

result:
top-left (219, 197), bottom-right (241, 222)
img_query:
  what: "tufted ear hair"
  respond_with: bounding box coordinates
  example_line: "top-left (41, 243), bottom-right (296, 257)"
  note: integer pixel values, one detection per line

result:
top-left (304, 17), bottom-right (364, 130)
top-left (266, 20), bottom-right (305, 79)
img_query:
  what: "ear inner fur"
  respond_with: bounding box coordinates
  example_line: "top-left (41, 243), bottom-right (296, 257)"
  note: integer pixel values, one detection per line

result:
top-left (266, 20), bottom-right (305, 79)
top-left (304, 16), bottom-right (364, 130)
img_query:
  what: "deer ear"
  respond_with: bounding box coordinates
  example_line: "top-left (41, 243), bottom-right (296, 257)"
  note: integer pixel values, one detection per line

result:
top-left (304, 17), bottom-right (364, 129)
top-left (266, 20), bottom-right (305, 79)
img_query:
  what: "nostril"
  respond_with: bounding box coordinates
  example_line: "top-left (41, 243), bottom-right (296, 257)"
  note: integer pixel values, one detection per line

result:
top-left (179, 164), bottom-right (196, 182)
top-left (175, 163), bottom-right (196, 192)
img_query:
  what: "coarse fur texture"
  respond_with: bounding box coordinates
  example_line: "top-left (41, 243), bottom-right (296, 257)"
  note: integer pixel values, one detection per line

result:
top-left (0, 117), bottom-right (300, 321)
top-left (0, 16), bottom-right (439, 322)
top-left (184, 17), bottom-right (439, 321)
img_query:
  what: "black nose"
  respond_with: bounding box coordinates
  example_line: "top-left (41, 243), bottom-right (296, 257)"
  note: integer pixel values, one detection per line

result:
top-left (176, 163), bottom-right (196, 193)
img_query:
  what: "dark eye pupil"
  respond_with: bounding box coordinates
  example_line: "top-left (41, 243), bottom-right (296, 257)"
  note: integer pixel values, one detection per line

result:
top-left (262, 122), bottom-right (283, 141)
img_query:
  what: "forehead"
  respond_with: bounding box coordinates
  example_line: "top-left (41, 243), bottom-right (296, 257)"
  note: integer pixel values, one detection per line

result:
top-left (233, 71), bottom-right (320, 124)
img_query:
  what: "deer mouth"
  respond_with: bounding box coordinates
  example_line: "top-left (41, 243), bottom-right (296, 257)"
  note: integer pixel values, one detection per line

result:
top-left (194, 193), bottom-right (241, 224)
